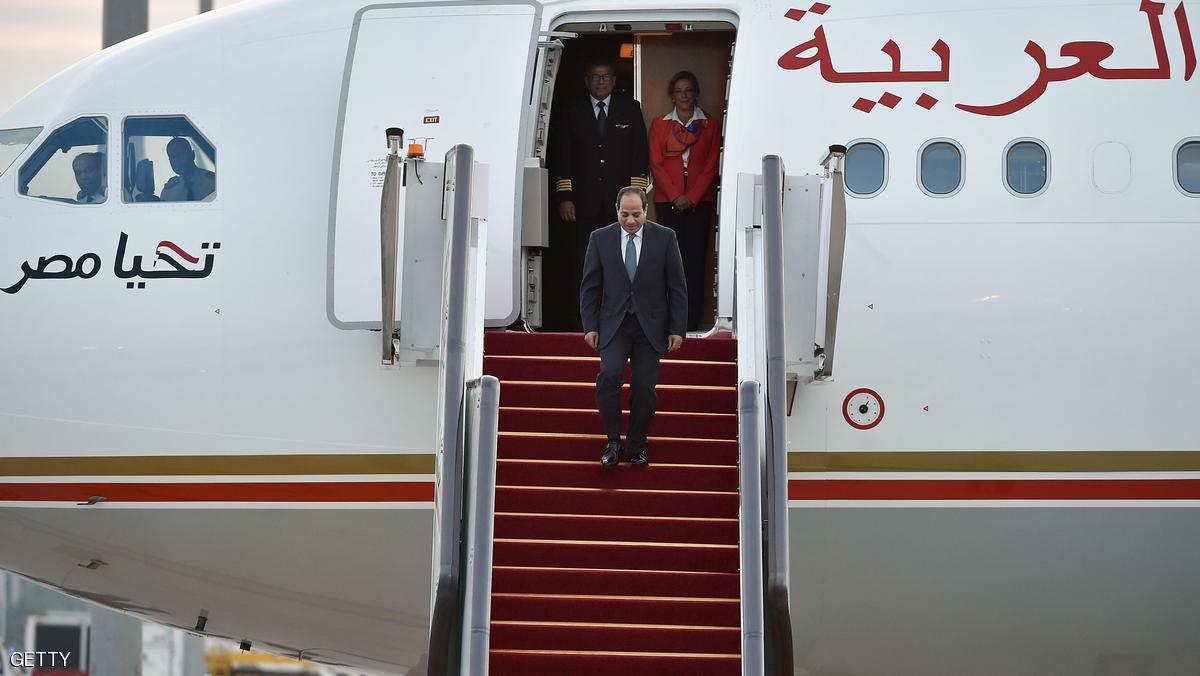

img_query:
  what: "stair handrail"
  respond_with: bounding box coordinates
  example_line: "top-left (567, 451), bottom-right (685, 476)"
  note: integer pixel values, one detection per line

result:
top-left (379, 127), bottom-right (403, 364)
top-left (460, 375), bottom-right (500, 675)
top-left (760, 155), bottom-right (795, 675)
top-left (738, 380), bottom-right (766, 675)
top-left (816, 145), bottom-right (847, 380)
top-left (426, 144), bottom-right (478, 676)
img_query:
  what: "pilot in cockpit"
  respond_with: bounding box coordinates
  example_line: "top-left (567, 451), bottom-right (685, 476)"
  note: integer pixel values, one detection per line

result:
top-left (72, 152), bottom-right (106, 204)
top-left (161, 137), bottom-right (215, 202)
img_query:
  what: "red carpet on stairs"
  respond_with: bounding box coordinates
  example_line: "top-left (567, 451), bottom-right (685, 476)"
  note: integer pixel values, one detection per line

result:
top-left (483, 330), bottom-right (741, 676)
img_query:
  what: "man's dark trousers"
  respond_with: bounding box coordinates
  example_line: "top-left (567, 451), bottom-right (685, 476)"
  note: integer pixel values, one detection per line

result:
top-left (597, 312), bottom-right (661, 452)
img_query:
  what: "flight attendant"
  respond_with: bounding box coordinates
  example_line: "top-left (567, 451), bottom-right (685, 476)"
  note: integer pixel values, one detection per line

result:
top-left (648, 71), bottom-right (722, 332)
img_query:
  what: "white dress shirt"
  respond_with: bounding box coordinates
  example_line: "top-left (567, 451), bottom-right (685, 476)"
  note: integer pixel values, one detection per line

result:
top-left (590, 95), bottom-right (612, 118)
top-left (76, 189), bottom-right (106, 204)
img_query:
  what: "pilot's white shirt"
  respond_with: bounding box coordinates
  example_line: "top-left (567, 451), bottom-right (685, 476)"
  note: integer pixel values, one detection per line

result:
top-left (76, 188), bottom-right (106, 204)
top-left (161, 168), bottom-right (216, 202)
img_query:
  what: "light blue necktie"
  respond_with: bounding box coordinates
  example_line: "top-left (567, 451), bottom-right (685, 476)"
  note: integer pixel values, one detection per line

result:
top-left (625, 232), bottom-right (637, 281)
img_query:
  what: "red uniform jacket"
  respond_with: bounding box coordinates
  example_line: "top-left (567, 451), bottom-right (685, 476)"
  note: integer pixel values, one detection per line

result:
top-left (648, 111), bottom-right (722, 205)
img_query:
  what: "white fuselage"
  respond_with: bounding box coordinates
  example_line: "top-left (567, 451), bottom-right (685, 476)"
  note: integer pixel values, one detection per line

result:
top-left (1, 1), bottom-right (1198, 674)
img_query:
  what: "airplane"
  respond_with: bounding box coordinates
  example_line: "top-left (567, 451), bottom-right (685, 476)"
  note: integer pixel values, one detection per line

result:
top-left (1, 0), bottom-right (1199, 674)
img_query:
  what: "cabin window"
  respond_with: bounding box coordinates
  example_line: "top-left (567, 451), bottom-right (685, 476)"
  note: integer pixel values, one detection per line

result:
top-left (17, 116), bottom-right (108, 205)
top-left (0, 127), bottom-right (41, 178)
top-left (845, 140), bottom-right (887, 197)
top-left (919, 139), bottom-right (963, 197)
top-left (122, 116), bottom-right (217, 203)
top-left (1004, 139), bottom-right (1049, 196)
top-left (1175, 139), bottom-right (1200, 196)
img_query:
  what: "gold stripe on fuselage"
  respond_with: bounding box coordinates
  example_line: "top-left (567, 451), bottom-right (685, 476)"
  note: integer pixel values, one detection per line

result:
top-left (788, 451), bottom-right (1200, 473)
top-left (0, 454), bottom-right (436, 476)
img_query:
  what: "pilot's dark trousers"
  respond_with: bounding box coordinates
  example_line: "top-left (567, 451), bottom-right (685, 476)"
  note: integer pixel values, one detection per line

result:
top-left (596, 312), bottom-right (661, 452)
top-left (550, 210), bottom-right (607, 331)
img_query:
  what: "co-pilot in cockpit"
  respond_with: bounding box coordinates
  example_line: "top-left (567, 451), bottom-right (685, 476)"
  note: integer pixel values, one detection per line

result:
top-left (72, 151), bottom-right (106, 204)
top-left (161, 137), bottom-right (215, 202)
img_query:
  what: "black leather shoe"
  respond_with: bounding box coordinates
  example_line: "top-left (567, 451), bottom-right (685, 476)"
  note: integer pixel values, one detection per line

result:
top-left (629, 448), bottom-right (649, 467)
top-left (601, 442), bottom-right (621, 469)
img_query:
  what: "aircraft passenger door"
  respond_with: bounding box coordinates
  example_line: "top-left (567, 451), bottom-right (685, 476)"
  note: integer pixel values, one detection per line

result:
top-left (330, 2), bottom-right (543, 329)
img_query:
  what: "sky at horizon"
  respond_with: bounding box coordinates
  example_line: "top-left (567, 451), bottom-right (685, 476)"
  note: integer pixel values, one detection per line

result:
top-left (0, 0), bottom-right (244, 115)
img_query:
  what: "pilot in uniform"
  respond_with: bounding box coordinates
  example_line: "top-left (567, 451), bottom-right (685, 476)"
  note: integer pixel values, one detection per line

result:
top-left (161, 137), bottom-right (216, 202)
top-left (72, 152), bottom-right (106, 204)
top-left (549, 61), bottom-right (648, 330)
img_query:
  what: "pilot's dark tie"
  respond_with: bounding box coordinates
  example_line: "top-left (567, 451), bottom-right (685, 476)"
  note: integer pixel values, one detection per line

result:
top-left (596, 100), bottom-right (607, 138)
top-left (625, 232), bottom-right (637, 281)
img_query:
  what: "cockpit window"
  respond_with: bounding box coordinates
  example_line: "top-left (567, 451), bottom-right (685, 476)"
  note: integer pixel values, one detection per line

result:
top-left (18, 117), bottom-right (108, 204)
top-left (122, 116), bottom-right (216, 203)
top-left (0, 127), bottom-right (41, 178)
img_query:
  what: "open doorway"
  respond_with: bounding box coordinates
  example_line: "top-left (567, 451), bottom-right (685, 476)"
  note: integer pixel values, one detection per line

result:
top-left (538, 20), bottom-right (735, 335)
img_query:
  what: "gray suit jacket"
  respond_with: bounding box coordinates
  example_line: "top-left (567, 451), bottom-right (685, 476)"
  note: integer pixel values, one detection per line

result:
top-left (579, 220), bottom-right (688, 353)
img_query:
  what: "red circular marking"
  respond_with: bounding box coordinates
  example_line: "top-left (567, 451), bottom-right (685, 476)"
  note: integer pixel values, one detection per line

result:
top-left (842, 387), bottom-right (885, 430)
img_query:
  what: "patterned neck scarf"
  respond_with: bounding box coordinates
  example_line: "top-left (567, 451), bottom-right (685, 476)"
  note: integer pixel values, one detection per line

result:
top-left (663, 110), bottom-right (706, 158)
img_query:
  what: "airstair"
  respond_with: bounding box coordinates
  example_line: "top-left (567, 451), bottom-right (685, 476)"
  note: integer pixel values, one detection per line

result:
top-left (481, 331), bottom-right (740, 675)
top-left (418, 151), bottom-right (842, 676)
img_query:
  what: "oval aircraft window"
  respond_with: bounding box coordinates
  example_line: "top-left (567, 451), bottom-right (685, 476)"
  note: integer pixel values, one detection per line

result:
top-left (919, 140), bottom-right (962, 196)
top-left (1005, 140), bottom-right (1049, 196)
top-left (1175, 140), bottom-right (1200, 196)
top-left (0, 127), bottom-right (42, 178)
top-left (845, 141), bottom-right (886, 197)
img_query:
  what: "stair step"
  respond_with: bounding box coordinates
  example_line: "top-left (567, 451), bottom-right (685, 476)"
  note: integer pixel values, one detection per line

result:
top-left (492, 566), bottom-right (741, 598)
top-left (494, 512), bottom-right (738, 545)
top-left (490, 593), bottom-right (741, 626)
top-left (490, 649), bottom-right (740, 676)
top-left (499, 432), bottom-right (738, 465)
top-left (494, 539), bottom-right (738, 573)
top-left (485, 330), bottom-right (737, 362)
top-left (495, 486), bottom-right (738, 519)
top-left (497, 459), bottom-right (737, 493)
top-left (500, 381), bottom-right (737, 413)
top-left (499, 407), bottom-right (737, 440)
top-left (484, 355), bottom-right (736, 386)
top-left (490, 621), bottom-right (742, 654)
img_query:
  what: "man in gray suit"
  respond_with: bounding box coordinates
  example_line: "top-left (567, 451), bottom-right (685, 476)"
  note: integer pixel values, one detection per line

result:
top-left (580, 186), bottom-right (688, 468)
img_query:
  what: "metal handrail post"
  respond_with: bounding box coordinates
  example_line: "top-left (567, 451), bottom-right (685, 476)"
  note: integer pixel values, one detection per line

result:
top-left (761, 155), bottom-right (794, 675)
top-left (738, 380), bottom-right (765, 675)
top-left (461, 375), bottom-right (500, 675)
top-left (427, 144), bottom-right (476, 676)
top-left (817, 146), bottom-right (847, 380)
top-left (379, 127), bottom-right (403, 364)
